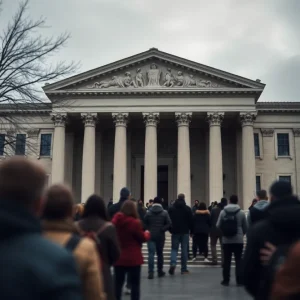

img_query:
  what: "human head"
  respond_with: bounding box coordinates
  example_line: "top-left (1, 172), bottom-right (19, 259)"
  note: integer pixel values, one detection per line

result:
top-left (256, 190), bottom-right (267, 200)
top-left (251, 199), bottom-right (258, 206)
top-left (198, 202), bottom-right (207, 210)
top-left (214, 201), bottom-right (218, 206)
top-left (178, 193), bottom-right (185, 201)
top-left (42, 184), bottom-right (73, 220)
top-left (220, 198), bottom-right (227, 207)
top-left (121, 200), bottom-right (138, 219)
top-left (82, 194), bottom-right (109, 221)
top-left (269, 181), bottom-right (293, 201)
top-left (194, 200), bottom-right (199, 206)
top-left (149, 199), bottom-right (154, 205)
top-left (153, 197), bottom-right (162, 205)
top-left (0, 157), bottom-right (47, 215)
top-left (120, 187), bottom-right (130, 201)
top-left (229, 195), bottom-right (238, 205)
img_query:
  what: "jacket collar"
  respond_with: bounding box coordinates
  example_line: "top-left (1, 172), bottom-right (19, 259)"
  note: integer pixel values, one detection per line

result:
top-left (42, 219), bottom-right (78, 234)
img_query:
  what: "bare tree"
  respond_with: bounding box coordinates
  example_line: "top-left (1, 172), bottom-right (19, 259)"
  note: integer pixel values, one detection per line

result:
top-left (0, 0), bottom-right (78, 155)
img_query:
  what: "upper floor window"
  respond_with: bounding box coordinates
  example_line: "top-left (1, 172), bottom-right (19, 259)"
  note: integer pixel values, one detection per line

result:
top-left (254, 133), bottom-right (260, 157)
top-left (256, 175), bottom-right (261, 192)
top-left (40, 134), bottom-right (52, 156)
top-left (0, 134), bottom-right (5, 156)
top-left (277, 133), bottom-right (290, 156)
top-left (279, 175), bottom-right (291, 183)
top-left (15, 134), bottom-right (26, 155)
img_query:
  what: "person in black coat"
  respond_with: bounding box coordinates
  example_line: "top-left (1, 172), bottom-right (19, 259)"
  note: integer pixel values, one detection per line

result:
top-left (243, 181), bottom-right (300, 300)
top-left (108, 187), bottom-right (131, 219)
top-left (0, 157), bottom-right (82, 300)
top-left (192, 202), bottom-right (211, 262)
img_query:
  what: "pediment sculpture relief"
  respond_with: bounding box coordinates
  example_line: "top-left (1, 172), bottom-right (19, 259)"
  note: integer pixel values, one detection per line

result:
top-left (90, 63), bottom-right (220, 89)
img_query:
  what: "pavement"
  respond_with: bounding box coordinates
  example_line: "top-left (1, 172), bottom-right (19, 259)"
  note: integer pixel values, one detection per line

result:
top-left (138, 267), bottom-right (252, 300)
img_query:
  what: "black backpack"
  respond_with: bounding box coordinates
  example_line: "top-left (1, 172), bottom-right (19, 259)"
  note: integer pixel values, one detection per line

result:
top-left (220, 209), bottom-right (240, 237)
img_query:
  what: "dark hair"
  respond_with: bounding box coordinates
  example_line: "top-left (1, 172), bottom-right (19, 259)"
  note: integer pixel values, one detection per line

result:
top-left (154, 197), bottom-right (162, 204)
top-left (270, 181), bottom-right (293, 200)
top-left (229, 195), bottom-right (238, 204)
top-left (214, 201), bottom-right (218, 205)
top-left (121, 200), bottom-right (139, 219)
top-left (198, 202), bottom-right (207, 210)
top-left (0, 157), bottom-right (47, 208)
top-left (43, 184), bottom-right (73, 220)
top-left (256, 190), bottom-right (267, 200)
top-left (220, 198), bottom-right (227, 206)
top-left (82, 194), bottom-right (109, 221)
top-left (178, 193), bottom-right (185, 200)
top-left (149, 199), bottom-right (154, 204)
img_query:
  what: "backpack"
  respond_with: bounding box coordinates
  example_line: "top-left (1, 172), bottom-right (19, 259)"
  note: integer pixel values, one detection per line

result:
top-left (79, 222), bottom-right (111, 269)
top-left (220, 209), bottom-right (240, 237)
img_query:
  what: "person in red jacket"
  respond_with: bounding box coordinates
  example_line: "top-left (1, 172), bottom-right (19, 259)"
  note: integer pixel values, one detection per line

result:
top-left (112, 200), bottom-right (150, 300)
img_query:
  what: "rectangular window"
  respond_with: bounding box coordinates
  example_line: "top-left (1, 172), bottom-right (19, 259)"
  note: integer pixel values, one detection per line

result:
top-left (254, 133), bottom-right (260, 157)
top-left (277, 133), bottom-right (290, 156)
top-left (279, 176), bottom-right (291, 183)
top-left (256, 175), bottom-right (261, 192)
top-left (15, 134), bottom-right (26, 155)
top-left (0, 134), bottom-right (5, 156)
top-left (40, 134), bottom-right (52, 156)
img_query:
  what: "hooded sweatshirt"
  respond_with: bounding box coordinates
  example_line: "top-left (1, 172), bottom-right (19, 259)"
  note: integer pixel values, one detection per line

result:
top-left (243, 196), bottom-right (300, 300)
top-left (168, 199), bottom-right (193, 234)
top-left (216, 203), bottom-right (247, 244)
top-left (247, 200), bottom-right (269, 226)
top-left (144, 204), bottom-right (171, 240)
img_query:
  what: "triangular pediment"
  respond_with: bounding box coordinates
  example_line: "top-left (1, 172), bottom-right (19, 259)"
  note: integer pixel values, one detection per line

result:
top-left (43, 48), bottom-right (265, 93)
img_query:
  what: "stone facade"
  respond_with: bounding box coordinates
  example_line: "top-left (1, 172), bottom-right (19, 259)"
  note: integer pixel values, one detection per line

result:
top-left (1, 49), bottom-right (299, 209)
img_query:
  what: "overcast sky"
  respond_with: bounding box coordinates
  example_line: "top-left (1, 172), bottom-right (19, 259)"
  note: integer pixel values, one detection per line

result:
top-left (1, 0), bottom-right (300, 102)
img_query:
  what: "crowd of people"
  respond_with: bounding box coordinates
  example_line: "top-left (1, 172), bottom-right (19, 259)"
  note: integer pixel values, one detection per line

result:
top-left (1, 157), bottom-right (300, 300)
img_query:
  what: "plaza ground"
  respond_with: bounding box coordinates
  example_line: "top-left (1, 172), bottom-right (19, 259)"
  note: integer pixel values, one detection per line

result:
top-left (139, 267), bottom-right (251, 300)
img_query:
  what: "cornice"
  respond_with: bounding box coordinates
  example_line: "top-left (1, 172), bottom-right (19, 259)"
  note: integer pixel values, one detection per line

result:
top-left (256, 102), bottom-right (300, 112)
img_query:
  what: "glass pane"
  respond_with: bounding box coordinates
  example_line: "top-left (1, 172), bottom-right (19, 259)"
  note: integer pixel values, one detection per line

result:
top-left (15, 134), bottom-right (26, 155)
top-left (256, 176), bottom-right (261, 191)
top-left (279, 176), bottom-right (291, 183)
top-left (0, 134), bottom-right (5, 156)
top-left (40, 134), bottom-right (52, 156)
top-left (254, 133), bottom-right (260, 157)
top-left (277, 133), bottom-right (290, 156)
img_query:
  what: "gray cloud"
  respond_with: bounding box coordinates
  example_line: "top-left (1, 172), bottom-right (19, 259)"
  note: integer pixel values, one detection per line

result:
top-left (1, 0), bottom-right (299, 102)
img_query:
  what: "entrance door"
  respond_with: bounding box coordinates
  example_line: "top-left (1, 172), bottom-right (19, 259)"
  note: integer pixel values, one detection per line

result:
top-left (157, 165), bottom-right (168, 203)
top-left (140, 165), bottom-right (169, 203)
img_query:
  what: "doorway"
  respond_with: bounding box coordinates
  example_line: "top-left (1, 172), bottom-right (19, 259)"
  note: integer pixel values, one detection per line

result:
top-left (140, 165), bottom-right (169, 203)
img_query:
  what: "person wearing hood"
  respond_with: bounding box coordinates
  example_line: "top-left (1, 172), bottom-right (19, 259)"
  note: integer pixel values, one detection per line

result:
top-left (243, 181), bottom-right (300, 300)
top-left (0, 157), bottom-right (82, 300)
top-left (112, 200), bottom-right (150, 300)
top-left (108, 187), bottom-right (131, 219)
top-left (217, 195), bottom-right (247, 286)
top-left (168, 193), bottom-right (193, 275)
top-left (192, 202), bottom-right (211, 262)
top-left (247, 190), bottom-right (269, 227)
top-left (144, 197), bottom-right (172, 279)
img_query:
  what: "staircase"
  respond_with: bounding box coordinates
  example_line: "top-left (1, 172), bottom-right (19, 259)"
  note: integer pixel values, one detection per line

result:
top-left (142, 233), bottom-right (231, 268)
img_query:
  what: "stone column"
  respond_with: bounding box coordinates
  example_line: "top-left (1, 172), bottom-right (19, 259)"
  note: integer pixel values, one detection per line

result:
top-left (240, 112), bottom-right (257, 209)
top-left (176, 112), bottom-right (192, 206)
top-left (112, 113), bottom-right (128, 202)
top-left (81, 113), bottom-right (98, 203)
top-left (51, 113), bottom-right (67, 184)
top-left (143, 113), bottom-right (159, 202)
top-left (207, 112), bottom-right (224, 204)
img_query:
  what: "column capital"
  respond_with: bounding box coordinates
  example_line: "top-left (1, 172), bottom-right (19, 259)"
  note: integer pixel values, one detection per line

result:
top-left (27, 128), bottom-right (40, 137)
top-left (143, 112), bottom-right (160, 127)
top-left (240, 112), bottom-right (257, 127)
top-left (175, 112), bottom-right (192, 127)
top-left (81, 113), bottom-right (98, 127)
top-left (112, 113), bottom-right (128, 127)
top-left (206, 112), bottom-right (224, 126)
top-left (293, 128), bottom-right (300, 137)
top-left (261, 128), bottom-right (274, 137)
top-left (51, 113), bottom-right (67, 127)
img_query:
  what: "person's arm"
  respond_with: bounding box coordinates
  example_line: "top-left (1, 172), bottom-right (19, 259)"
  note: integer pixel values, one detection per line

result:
top-left (216, 211), bottom-right (224, 228)
top-left (106, 226), bottom-right (121, 266)
top-left (49, 254), bottom-right (83, 300)
top-left (247, 211), bottom-right (252, 227)
top-left (80, 241), bottom-right (106, 300)
top-left (162, 211), bottom-right (172, 232)
top-left (242, 225), bottom-right (263, 298)
top-left (242, 212), bottom-right (248, 235)
top-left (132, 220), bottom-right (150, 243)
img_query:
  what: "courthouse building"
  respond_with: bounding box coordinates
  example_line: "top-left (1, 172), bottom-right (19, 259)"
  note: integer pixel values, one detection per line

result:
top-left (2, 48), bottom-right (300, 208)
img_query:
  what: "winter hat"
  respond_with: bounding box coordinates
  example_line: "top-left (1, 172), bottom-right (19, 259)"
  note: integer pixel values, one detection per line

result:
top-left (120, 187), bottom-right (130, 200)
top-left (153, 197), bottom-right (162, 204)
